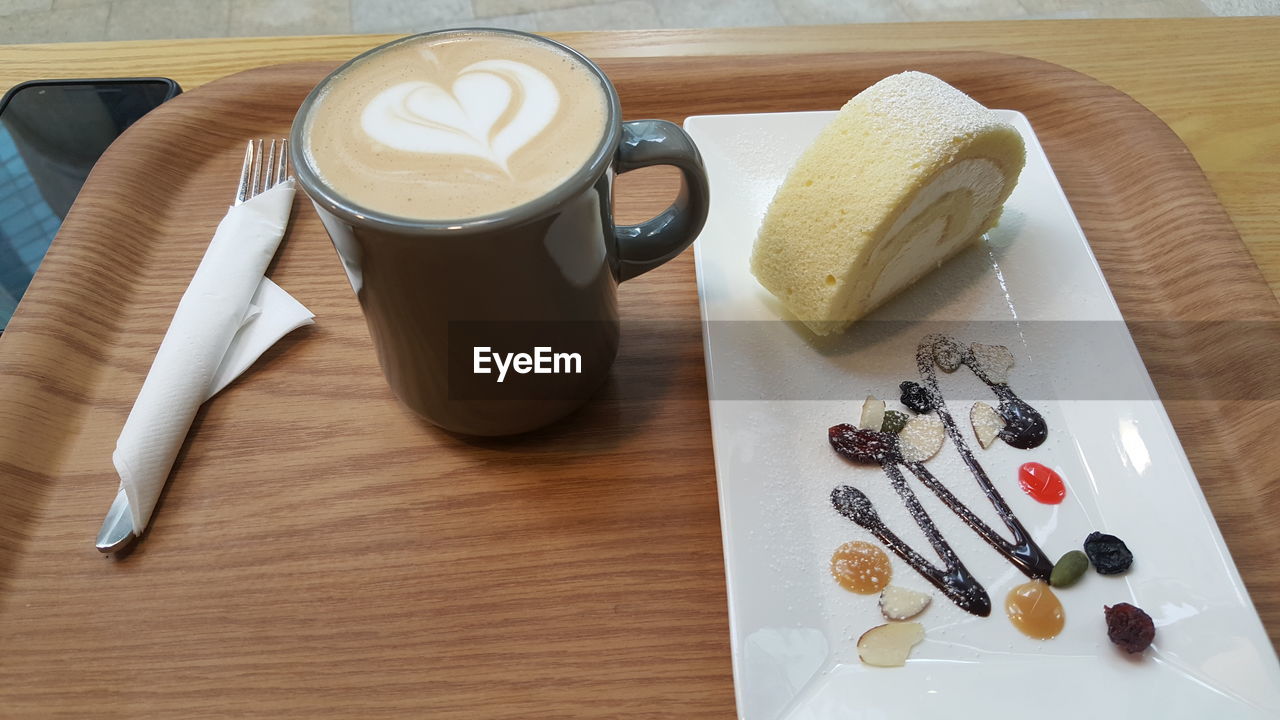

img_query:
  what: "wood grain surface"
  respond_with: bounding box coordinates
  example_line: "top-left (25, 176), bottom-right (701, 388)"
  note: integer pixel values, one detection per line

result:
top-left (1, 52), bottom-right (1279, 717)
top-left (1, 18), bottom-right (1276, 298)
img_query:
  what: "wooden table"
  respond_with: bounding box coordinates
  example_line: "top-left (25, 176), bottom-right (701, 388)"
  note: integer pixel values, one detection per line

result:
top-left (1, 18), bottom-right (1277, 298)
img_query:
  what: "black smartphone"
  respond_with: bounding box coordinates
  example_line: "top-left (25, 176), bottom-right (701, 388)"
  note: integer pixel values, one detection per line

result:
top-left (0, 77), bottom-right (181, 331)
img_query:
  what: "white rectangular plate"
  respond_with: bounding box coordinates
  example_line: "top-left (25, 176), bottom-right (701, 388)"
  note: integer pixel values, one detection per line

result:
top-left (685, 110), bottom-right (1280, 719)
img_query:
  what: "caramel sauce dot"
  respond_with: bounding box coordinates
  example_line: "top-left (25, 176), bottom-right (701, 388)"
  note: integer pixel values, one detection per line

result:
top-left (830, 541), bottom-right (892, 594)
top-left (1005, 580), bottom-right (1065, 639)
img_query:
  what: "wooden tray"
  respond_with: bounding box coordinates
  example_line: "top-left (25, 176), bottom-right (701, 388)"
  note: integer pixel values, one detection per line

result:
top-left (2, 52), bottom-right (1277, 717)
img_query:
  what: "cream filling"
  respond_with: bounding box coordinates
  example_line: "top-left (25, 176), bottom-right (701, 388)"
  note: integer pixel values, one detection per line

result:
top-left (857, 158), bottom-right (1008, 310)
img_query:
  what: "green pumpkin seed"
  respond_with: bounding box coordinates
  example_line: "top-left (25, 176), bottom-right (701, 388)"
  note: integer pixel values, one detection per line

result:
top-left (881, 410), bottom-right (909, 435)
top-left (1050, 550), bottom-right (1089, 588)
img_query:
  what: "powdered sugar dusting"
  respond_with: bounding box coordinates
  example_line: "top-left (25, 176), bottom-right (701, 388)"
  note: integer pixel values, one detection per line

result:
top-left (845, 71), bottom-right (1013, 167)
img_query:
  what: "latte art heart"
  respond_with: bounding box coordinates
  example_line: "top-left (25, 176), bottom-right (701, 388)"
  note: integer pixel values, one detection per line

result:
top-left (304, 31), bottom-right (608, 220)
top-left (361, 59), bottom-right (560, 173)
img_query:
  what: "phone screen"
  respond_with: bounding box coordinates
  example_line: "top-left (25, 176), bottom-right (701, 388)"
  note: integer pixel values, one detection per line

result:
top-left (0, 79), bottom-right (176, 330)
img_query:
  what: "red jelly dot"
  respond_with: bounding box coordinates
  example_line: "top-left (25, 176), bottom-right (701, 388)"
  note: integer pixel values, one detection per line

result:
top-left (1019, 462), bottom-right (1065, 505)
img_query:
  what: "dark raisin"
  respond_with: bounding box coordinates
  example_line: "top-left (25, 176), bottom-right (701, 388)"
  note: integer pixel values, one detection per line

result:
top-left (1084, 531), bottom-right (1133, 574)
top-left (1104, 603), bottom-right (1155, 654)
top-left (829, 423), bottom-right (896, 465)
top-left (899, 381), bottom-right (934, 414)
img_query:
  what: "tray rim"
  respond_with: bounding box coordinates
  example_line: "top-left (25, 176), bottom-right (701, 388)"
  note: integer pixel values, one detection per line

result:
top-left (1, 51), bottom-right (1277, 715)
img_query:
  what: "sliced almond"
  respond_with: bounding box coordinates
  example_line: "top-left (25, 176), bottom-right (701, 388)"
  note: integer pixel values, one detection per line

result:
top-left (858, 395), bottom-right (885, 431)
top-left (857, 622), bottom-right (925, 667)
top-left (879, 586), bottom-right (932, 621)
top-left (970, 343), bottom-right (1014, 384)
top-left (970, 401), bottom-right (1005, 449)
top-left (898, 413), bottom-right (944, 463)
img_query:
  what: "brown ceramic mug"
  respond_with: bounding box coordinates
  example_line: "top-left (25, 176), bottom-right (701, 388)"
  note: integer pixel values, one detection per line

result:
top-left (290, 29), bottom-right (709, 436)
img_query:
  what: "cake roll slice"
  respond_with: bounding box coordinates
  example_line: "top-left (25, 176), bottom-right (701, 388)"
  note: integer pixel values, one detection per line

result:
top-left (750, 71), bottom-right (1026, 336)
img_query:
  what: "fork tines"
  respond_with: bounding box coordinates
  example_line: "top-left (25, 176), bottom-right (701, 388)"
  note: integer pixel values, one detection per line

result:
top-left (235, 138), bottom-right (290, 206)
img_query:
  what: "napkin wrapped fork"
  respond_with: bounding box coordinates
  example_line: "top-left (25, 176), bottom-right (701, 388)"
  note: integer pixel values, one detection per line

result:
top-left (97, 139), bottom-right (313, 552)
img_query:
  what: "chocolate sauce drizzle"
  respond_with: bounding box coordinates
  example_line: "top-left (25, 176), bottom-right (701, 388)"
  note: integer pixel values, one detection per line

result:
top-left (832, 480), bottom-right (992, 616)
top-left (928, 336), bottom-right (1047, 450)
top-left (994, 386), bottom-right (1046, 449)
top-left (828, 335), bottom-right (1055, 616)
top-left (916, 335), bottom-right (1054, 579)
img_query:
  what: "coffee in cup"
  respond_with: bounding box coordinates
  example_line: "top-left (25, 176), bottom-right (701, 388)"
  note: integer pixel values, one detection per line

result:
top-left (302, 32), bottom-right (609, 221)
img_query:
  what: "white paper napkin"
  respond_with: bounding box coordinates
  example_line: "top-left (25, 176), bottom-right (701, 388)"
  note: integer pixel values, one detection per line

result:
top-left (208, 277), bottom-right (313, 397)
top-left (113, 181), bottom-right (312, 534)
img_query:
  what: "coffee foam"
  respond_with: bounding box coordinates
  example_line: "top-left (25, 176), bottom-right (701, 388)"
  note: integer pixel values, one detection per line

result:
top-left (304, 33), bottom-right (609, 221)
top-left (361, 59), bottom-right (560, 173)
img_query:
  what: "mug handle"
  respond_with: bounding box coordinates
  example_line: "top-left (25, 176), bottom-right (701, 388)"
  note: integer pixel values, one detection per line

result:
top-left (614, 119), bottom-right (711, 282)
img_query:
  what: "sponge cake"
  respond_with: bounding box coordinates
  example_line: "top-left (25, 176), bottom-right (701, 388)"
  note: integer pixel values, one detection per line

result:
top-left (749, 71), bottom-right (1026, 335)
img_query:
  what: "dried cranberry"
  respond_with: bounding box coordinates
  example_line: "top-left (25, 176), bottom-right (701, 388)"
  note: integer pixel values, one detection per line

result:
top-left (1104, 603), bottom-right (1155, 654)
top-left (899, 381), bottom-right (934, 414)
top-left (1084, 531), bottom-right (1133, 574)
top-left (829, 423), bottom-right (896, 465)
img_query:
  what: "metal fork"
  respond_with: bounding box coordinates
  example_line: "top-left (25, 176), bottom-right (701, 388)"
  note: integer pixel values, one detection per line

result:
top-left (94, 138), bottom-right (293, 555)
top-left (235, 138), bottom-right (290, 205)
